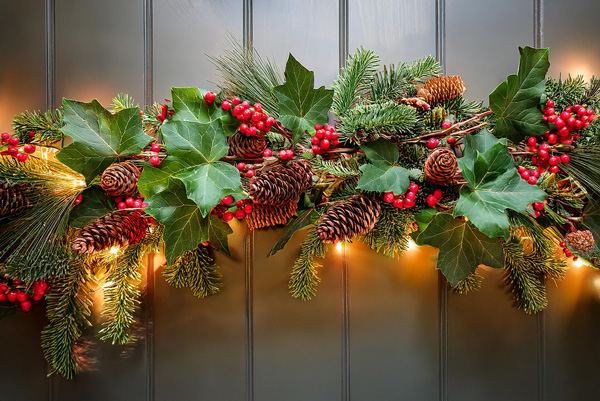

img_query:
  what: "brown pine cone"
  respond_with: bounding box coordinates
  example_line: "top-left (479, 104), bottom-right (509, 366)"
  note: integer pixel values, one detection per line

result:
top-left (249, 161), bottom-right (314, 206)
top-left (416, 76), bottom-right (466, 106)
top-left (100, 161), bottom-right (141, 197)
top-left (317, 195), bottom-right (380, 243)
top-left (0, 181), bottom-right (29, 217)
top-left (246, 202), bottom-right (298, 230)
top-left (228, 132), bottom-right (266, 158)
top-left (72, 210), bottom-right (147, 254)
top-left (425, 148), bottom-right (458, 185)
top-left (565, 230), bottom-right (595, 253)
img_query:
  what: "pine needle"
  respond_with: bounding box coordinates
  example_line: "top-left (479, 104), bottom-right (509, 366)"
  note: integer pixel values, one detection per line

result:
top-left (452, 272), bottom-right (483, 295)
top-left (363, 203), bottom-right (413, 258)
top-left (163, 244), bottom-right (221, 298)
top-left (560, 147), bottom-right (600, 196)
top-left (12, 109), bottom-right (64, 143)
top-left (289, 227), bottom-right (326, 300)
top-left (111, 93), bottom-right (137, 113)
top-left (311, 156), bottom-right (362, 177)
top-left (370, 56), bottom-right (442, 102)
top-left (332, 47), bottom-right (380, 115)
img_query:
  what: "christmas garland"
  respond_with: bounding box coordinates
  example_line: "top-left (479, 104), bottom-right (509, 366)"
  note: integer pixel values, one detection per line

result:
top-left (2, 43), bottom-right (600, 378)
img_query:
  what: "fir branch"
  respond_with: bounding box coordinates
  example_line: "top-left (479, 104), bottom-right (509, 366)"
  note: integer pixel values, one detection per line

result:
top-left (337, 101), bottom-right (418, 140)
top-left (311, 156), bottom-right (362, 177)
top-left (163, 245), bottom-right (221, 298)
top-left (12, 109), bottom-right (64, 143)
top-left (210, 37), bottom-right (283, 117)
top-left (452, 272), bottom-right (483, 295)
top-left (370, 56), bottom-right (441, 102)
top-left (332, 47), bottom-right (380, 115)
top-left (363, 203), bottom-right (413, 258)
top-left (289, 227), bottom-right (327, 300)
top-left (545, 75), bottom-right (587, 111)
top-left (435, 96), bottom-right (484, 123)
top-left (41, 254), bottom-right (95, 379)
top-left (111, 93), bottom-right (137, 113)
top-left (560, 147), bottom-right (600, 196)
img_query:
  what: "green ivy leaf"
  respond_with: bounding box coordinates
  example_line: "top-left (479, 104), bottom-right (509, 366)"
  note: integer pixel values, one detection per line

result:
top-left (274, 54), bottom-right (333, 144)
top-left (57, 99), bottom-right (153, 183)
top-left (454, 131), bottom-right (547, 239)
top-left (137, 157), bottom-right (191, 199)
top-left (356, 138), bottom-right (410, 194)
top-left (359, 138), bottom-right (398, 166)
top-left (414, 208), bottom-right (439, 232)
top-left (411, 213), bottom-right (505, 286)
top-left (69, 186), bottom-right (114, 229)
top-left (171, 87), bottom-right (238, 136)
top-left (489, 46), bottom-right (550, 142)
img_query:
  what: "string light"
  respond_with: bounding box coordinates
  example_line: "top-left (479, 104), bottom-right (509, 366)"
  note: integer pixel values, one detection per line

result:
top-left (109, 246), bottom-right (120, 254)
top-left (574, 258), bottom-right (585, 268)
top-left (407, 238), bottom-right (417, 251)
top-left (335, 242), bottom-right (343, 252)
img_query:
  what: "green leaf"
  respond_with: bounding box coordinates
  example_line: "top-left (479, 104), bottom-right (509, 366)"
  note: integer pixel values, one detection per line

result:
top-left (489, 46), bottom-right (550, 142)
top-left (462, 128), bottom-right (505, 160)
top-left (171, 87), bottom-right (238, 136)
top-left (274, 54), bottom-right (334, 144)
top-left (414, 208), bottom-right (439, 232)
top-left (357, 164), bottom-right (410, 194)
top-left (68, 186), bottom-right (114, 229)
top-left (57, 99), bottom-right (153, 183)
top-left (454, 132), bottom-right (547, 239)
top-left (137, 157), bottom-right (191, 199)
top-left (411, 213), bottom-right (505, 286)
top-left (359, 138), bottom-right (398, 166)
top-left (268, 208), bottom-right (316, 257)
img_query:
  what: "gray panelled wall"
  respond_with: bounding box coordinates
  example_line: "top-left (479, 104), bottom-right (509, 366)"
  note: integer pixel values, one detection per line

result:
top-left (1, 0), bottom-right (600, 400)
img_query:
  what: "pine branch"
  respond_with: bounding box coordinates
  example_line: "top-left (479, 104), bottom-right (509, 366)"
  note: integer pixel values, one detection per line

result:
top-left (111, 93), bottom-right (137, 113)
top-left (545, 75), bottom-right (587, 111)
top-left (370, 56), bottom-right (442, 102)
top-left (12, 109), bottom-right (64, 143)
top-left (560, 147), bottom-right (600, 196)
top-left (41, 254), bottom-right (95, 379)
top-left (332, 47), bottom-right (380, 115)
top-left (210, 36), bottom-right (283, 117)
top-left (337, 101), bottom-right (419, 140)
top-left (435, 96), bottom-right (484, 123)
top-left (452, 272), bottom-right (483, 295)
top-left (163, 244), bottom-right (221, 298)
top-left (363, 203), bottom-right (413, 258)
top-left (289, 227), bottom-right (327, 300)
top-left (311, 156), bottom-right (362, 177)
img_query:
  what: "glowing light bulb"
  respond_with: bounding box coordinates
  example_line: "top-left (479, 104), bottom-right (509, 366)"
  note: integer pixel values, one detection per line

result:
top-left (336, 242), bottom-right (343, 252)
top-left (407, 239), bottom-right (417, 251)
top-left (574, 258), bottom-right (584, 268)
top-left (109, 246), bottom-right (120, 254)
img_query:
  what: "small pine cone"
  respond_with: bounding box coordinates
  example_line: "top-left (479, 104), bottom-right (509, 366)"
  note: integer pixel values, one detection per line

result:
top-left (249, 161), bottom-right (314, 206)
top-left (0, 181), bottom-right (29, 217)
top-left (317, 195), bottom-right (381, 243)
top-left (227, 132), bottom-right (266, 158)
top-left (246, 202), bottom-right (298, 230)
top-left (72, 210), bottom-right (147, 254)
top-left (100, 161), bottom-right (141, 197)
top-left (399, 97), bottom-right (431, 111)
top-left (565, 230), bottom-right (595, 253)
top-left (416, 76), bottom-right (466, 106)
top-left (425, 148), bottom-right (458, 185)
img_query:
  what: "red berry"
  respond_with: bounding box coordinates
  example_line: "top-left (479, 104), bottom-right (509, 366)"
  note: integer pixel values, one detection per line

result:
top-left (426, 195), bottom-right (438, 207)
top-left (383, 192), bottom-right (395, 203)
top-left (236, 199), bottom-right (245, 208)
top-left (527, 136), bottom-right (537, 146)
top-left (550, 165), bottom-right (559, 174)
top-left (234, 209), bottom-right (246, 219)
top-left (204, 92), bottom-right (216, 103)
top-left (232, 97), bottom-right (241, 105)
top-left (247, 126), bottom-right (257, 136)
top-left (251, 112), bottom-right (261, 122)
top-left (311, 145), bottom-right (320, 154)
top-left (117, 201), bottom-right (127, 210)
top-left (409, 183), bottom-right (419, 193)
top-left (315, 130), bottom-right (324, 139)
top-left (320, 139), bottom-right (330, 150)
top-left (241, 100), bottom-right (250, 109)
top-left (403, 199), bottom-right (415, 208)
top-left (539, 143), bottom-right (549, 151)
top-left (557, 127), bottom-right (569, 137)
top-left (538, 149), bottom-right (549, 159)
top-left (236, 162), bottom-right (246, 171)
top-left (433, 189), bottom-right (443, 199)
top-left (442, 121), bottom-right (452, 129)
top-left (447, 136), bottom-right (456, 145)
top-left (547, 134), bottom-right (557, 144)
top-left (246, 169), bottom-right (255, 178)
top-left (74, 194), bottom-right (83, 204)
top-left (393, 199), bottom-right (404, 208)
top-left (263, 148), bottom-right (272, 157)
top-left (0, 132), bottom-right (9, 140)
top-left (0, 293), bottom-right (6, 302)
top-left (285, 149), bottom-right (294, 159)
top-left (32, 293), bottom-right (42, 301)
top-left (141, 203), bottom-right (149, 209)
top-left (547, 99), bottom-right (554, 107)
top-left (133, 199), bottom-right (143, 208)
top-left (8, 137), bottom-right (18, 146)
top-left (265, 117), bottom-right (275, 126)
top-left (223, 212), bottom-right (234, 221)
top-left (20, 300), bottom-right (32, 312)
top-left (221, 100), bottom-right (231, 111)
top-left (547, 115), bottom-right (557, 123)
top-left (222, 195), bottom-right (234, 205)
top-left (554, 118), bottom-right (565, 129)
top-left (254, 103), bottom-right (262, 112)
top-left (427, 138), bottom-right (438, 149)
top-left (239, 124), bottom-right (248, 133)
top-left (543, 107), bottom-right (555, 115)
top-left (233, 105), bottom-right (243, 116)
top-left (124, 197), bottom-right (134, 207)
top-left (256, 121), bottom-right (265, 131)
top-left (521, 171), bottom-right (530, 180)
top-left (244, 204), bottom-right (253, 214)
top-left (311, 136), bottom-right (320, 145)
top-left (16, 153), bottom-right (28, 162)
top-left (16, 292), bottom-right (29, 302)
top-left (559, 241), bottom-right (566, 248)
top-left (7, 291), bottom-right (17, 303)
top-left (29, 131), bottom-right (35, 138)
top-left (24, 144), bottom-right (36, 154)
top-left (0, 284), bottom-right (7, 293)
top-left (518, 166), bottom-right (526, 174)
top-left (560, 111), bottom-right (571, 121)
top-left (549, 156), bottom-right (559, 165)
top-left (149, 156), bottom-right (160, 166)
top-left (534, 202), bottom-right (545, 211)
top-left (527, 176), bottom-right (538, 185)
top-left (567, 117), bottom-right (577, 128)
top-left (564, 249), bottom-right (573, 258)
top-left (560, 154), bottom-right (570, 163)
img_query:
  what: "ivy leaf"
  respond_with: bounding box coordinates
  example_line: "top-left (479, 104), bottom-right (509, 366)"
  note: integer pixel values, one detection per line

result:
top-left (137, 157), bottom-right (191, 199)
top-left (144, 182), bottom-right (232, 263)
top-left (69, 186), bottom-right (114, 229)
top-left (489, 46), bottom-right (550, 142)
top-left (57, 99), bottom-right (153, 183)
top-left (356, 138), bottom-right (410, 194)
top-left (160, 120), bottom-right (243, 216)
top-left (454, 132), bottom-right (547, 239)
top-left (171, 87), bottom-right (238, 136)
top-left (462, 128), bottom-right (505, 159)
top-left (274, 54), bottom-right (333, 144)
top-left (359, 138), bottom-right (398, 166)
top-left (411, 213), bottom-right (505, 286)
top-left (414, 208), bottom-right (439, 232)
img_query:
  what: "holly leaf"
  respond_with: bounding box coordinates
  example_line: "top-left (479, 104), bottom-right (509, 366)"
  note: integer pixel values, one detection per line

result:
top-left (356, 138), bottom-right (410, 194)
top-left (69, 186), bottom-right (114, 229)
top-left (489, 46), bottom-right (550, 142)
top-left (411, 213), bottom-right (505, 286)
top-left (171, 87), bottom-right (238, 136)
top-left (57, 99), bottom-right (153, 183)
top-left (144, 182), bottom-right (232, 263)
top-left (454, 132), bottom-right (547, 239)
top-left (274, 54), bottom-right (333, 144)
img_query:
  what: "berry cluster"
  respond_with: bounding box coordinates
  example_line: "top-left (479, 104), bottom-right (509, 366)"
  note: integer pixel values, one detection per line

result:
top-left (1, 131), bottom-right (36, 162)
top-left (236, 162), bottom-right (256, 178)
top-left (542, 100), bottom-right (594, 145)
top-left (426, 189), bottom-right (444, 208)
top-left (531, 200), bottom-right (548, 218)
top-left (115, 195), bottom-right (148, 210)
top-left (149, 142), bottom-right (162, 166)
top-left (205, 92), bottom-right (276, 138)
top-left (310, 124), bottom-right (339, 154)
top-left (0, 277), bottom-right (49, 312)
top-left (211, 195), bottom-right (253, 222)
top-left (558, 241), bottom-right (575, 259)
top-left (382, 183), bottom-right (420, 209)
top-left (279, 149), bottom-right (295, 160)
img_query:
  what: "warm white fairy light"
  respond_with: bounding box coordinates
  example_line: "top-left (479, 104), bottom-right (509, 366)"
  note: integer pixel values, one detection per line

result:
top-left (336, 242), bottom-right (343, 252)
top-left (574, 258), bottom-right (585, 268)
top-left (407, 238), bottom-right (417, 251)
top-left (109, 246), bottom-right (120, 254)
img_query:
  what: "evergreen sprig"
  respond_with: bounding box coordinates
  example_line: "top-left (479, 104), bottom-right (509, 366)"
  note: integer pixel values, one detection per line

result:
top-left (312, 156), bottom-right (362, 177)
top-left (560, 147), bottom-right (600, 196)
top-left (332, 47), bottom-right (380, 115)
top-left (363, 203), bottom-right (413, 258)
top-left (163, 244), bottom-right (221, 298)
top-left (337, 101), bottom-right (419, 141)
top-left (12, 109), bottom-right (64, 143)
top-left (545, 75), bottom-right (587, 111)
top-left (111, 93), bottom-right (137, 113)
top-left (370, 56), bottom-right (441, 102)
top-left (289, 227), bottom-right (327, 300)
top-left (452, 272), bottom-right (483, 295)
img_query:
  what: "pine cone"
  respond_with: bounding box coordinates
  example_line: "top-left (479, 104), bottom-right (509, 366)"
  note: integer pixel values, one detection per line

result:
top-left (228, 132), bottom-right (266, 158)
top-left (72, 210), bottom-right (147, 254)
top-left (246, 202), bottom-right (298, 230)
top-left (0, 181), bottom-right (29, 217)
top-left (565, 230), bottom-right (595, 253)
top-left (100, 161), bottom-right (141, 197)
top-left (317, 195), bottom-right (380, 243)
top-left (425, 148), bottom-right (458, 185)
top-left (249, 161), bottom-right (314, 206)
top-left (416, 76), bottom-right (466, 106)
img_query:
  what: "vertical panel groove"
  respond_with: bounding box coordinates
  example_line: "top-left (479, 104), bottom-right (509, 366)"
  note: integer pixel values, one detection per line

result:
top-left (245, 229), bottom-right (255, 401)
top-left (243, 0), bottom-right (253, 49)
top-left (339, 0), bottom-right (348, 72)
top-left (143, 0), bottom-right (153, 105)
top-left (341, 244), bottom-right (350, 401)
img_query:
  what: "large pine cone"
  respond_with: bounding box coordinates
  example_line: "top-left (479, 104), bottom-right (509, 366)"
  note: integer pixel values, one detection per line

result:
top-left (425, 148), bottom-right (458, 185)
top-left (317, 195), bottom-right (381, 243)
top-left (100, 161), bottom-right (141, 197)
top-left (249, 161), bottom-right (314, 206)
top-left (0, 181), bottom-right (29, 217)
top-left (246, 202), bottom-right (298, 230)
top-left (565, 230), bottom-right (595, 253)
top-left (416, 76), bottom-right (466, 106)
top-left (72, 210), bottom-right (147, 254)
top-left (228, 132), bottom-right (266, 158)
